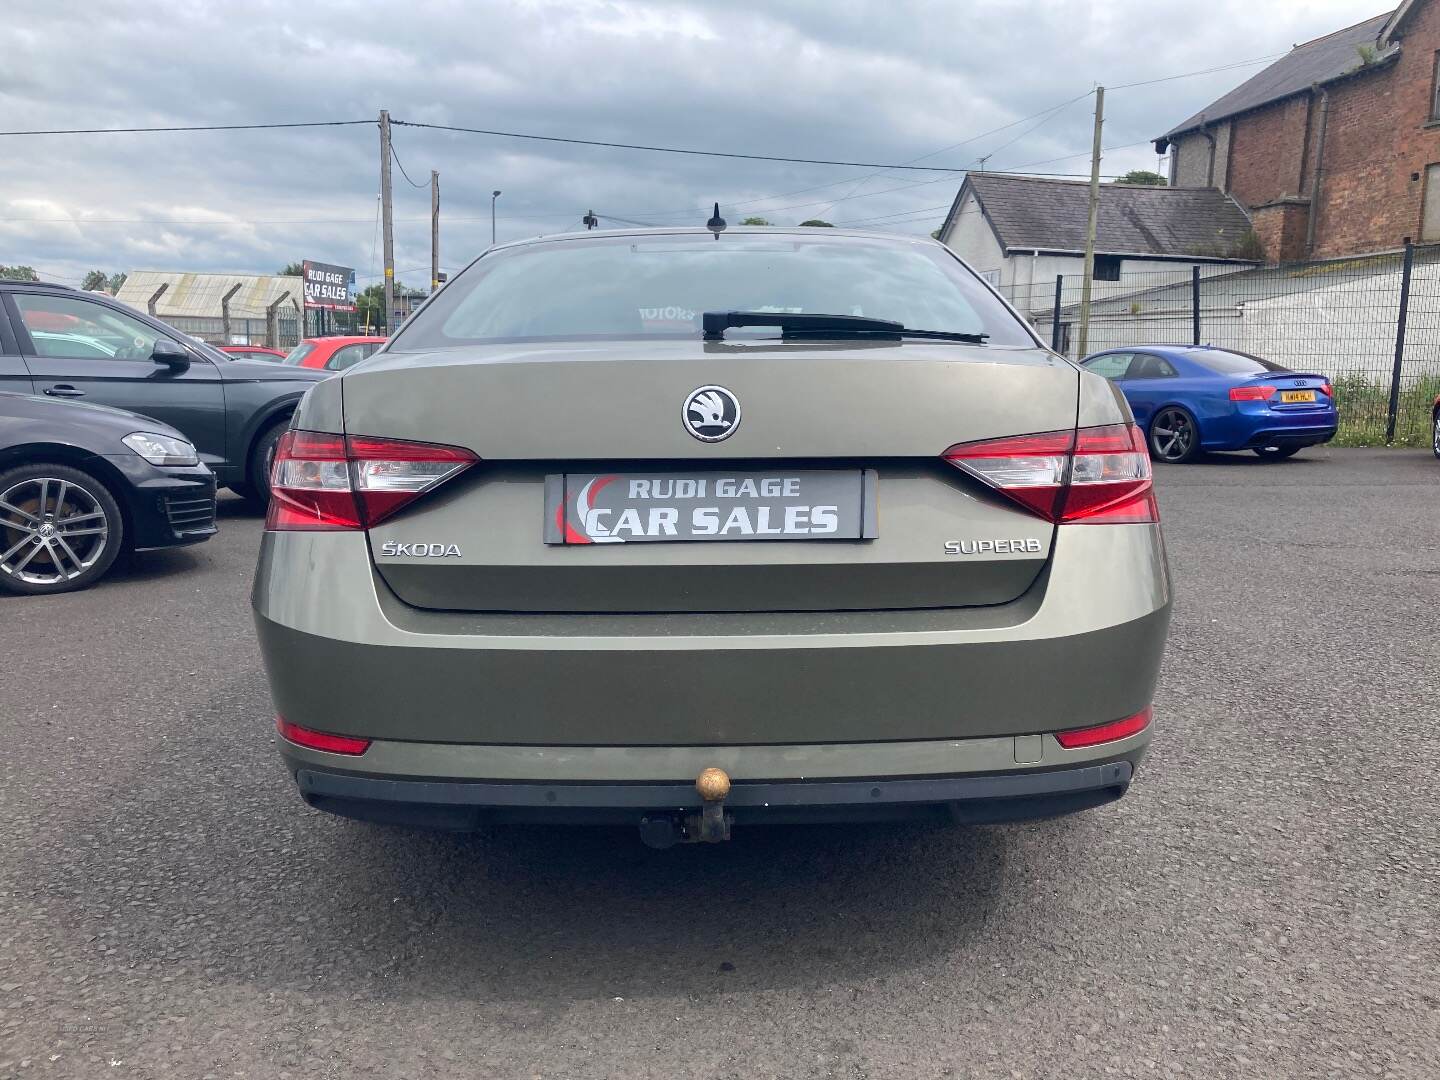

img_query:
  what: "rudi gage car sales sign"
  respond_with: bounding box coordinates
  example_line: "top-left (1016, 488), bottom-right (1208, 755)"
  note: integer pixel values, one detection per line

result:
top-left (545, 470), bottom-right (879, 544)
top-left (302, 261), bottom-right (356, 312)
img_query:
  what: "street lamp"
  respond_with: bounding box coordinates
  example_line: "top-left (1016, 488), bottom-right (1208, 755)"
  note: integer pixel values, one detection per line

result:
top-left (491, 190), bottom-right (502, 246)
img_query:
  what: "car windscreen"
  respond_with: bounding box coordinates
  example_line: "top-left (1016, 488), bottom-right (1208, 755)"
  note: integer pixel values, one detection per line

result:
top-left (1190, 349), bottom-right (1288, 375)
top-left (283, 343), bottom-right (316, 366)
top-left (389, 233), bottom-right (1037, 349)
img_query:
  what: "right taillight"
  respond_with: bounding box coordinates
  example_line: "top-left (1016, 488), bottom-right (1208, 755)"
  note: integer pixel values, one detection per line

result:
top-left (266, 429), bottom-right (478, 532)
top-left (943, 423), bottom-right (1156, 525)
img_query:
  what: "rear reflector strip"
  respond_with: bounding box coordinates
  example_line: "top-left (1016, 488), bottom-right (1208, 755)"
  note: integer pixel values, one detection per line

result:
top-left (276, 716), bottom-right (372, 756)
top-left (1054, 707), bottom-right (1153, 749)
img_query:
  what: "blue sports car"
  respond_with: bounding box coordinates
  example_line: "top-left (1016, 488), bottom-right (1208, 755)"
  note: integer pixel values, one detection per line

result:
top-left (1079, 345), bottom-right (1337, 463)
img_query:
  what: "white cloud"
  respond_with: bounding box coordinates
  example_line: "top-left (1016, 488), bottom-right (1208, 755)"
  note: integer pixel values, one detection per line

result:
top-left (0, 0), bottom-right (1378, 284)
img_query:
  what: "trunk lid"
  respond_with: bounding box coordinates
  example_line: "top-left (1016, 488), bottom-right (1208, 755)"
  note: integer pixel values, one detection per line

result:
top-left (345, 340), bottom-right (1077, 614)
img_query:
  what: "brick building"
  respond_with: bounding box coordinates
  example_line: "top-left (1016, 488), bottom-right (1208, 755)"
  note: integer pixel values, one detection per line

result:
top-left (1155, 0), bottom-right (1440, 262)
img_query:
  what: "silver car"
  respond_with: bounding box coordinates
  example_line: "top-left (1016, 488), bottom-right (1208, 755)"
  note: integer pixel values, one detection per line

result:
top-left (253, 227), bottom-right (1170, 847)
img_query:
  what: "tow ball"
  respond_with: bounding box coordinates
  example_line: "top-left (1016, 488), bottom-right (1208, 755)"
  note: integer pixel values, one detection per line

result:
top-left (638, 767), bottom-right (733, 848)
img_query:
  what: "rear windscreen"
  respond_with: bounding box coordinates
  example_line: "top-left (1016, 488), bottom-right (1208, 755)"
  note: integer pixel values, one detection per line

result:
top-left (283, 343), bottom-right (316, 366)
top-left (389, 233), bottom-right (1037, 349)
top-left (1191, 349), bottom-right (1288, 375)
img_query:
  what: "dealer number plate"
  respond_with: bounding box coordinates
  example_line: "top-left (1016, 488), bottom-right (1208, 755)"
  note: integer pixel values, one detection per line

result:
top-left (544, 470), bottom-right (877, 544)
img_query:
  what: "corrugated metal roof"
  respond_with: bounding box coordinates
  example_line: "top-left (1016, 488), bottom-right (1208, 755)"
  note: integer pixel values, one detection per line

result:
top-left (1157, 12), bottom-right (1396, 145)
top-left (114, 271), bottom-right (303, 319)
top-left (964, 174), bottom-right (1255, 259)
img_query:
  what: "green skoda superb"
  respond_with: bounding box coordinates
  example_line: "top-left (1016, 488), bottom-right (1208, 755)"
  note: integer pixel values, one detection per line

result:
top-left (252, 227), bottom-right (1171, 847)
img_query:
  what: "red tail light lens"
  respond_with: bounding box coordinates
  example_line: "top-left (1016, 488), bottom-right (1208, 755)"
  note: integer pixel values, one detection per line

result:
top-left (1228, 385), bottom-right (1275, 401)
top-left (276, 715), bottom-right (371, 755)
top-left (1054, 706), bottom-right (1153, 749)
top-left (266, 430), bottom-right (478, 532)
top-left (943, 423), bottom-right (1156, 524)
top-left (1319, 382), bottom-right (1333, 398)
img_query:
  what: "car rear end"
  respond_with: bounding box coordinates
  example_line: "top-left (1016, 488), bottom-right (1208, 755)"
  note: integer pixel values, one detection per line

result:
top-left (252, 229), bottom-right (1171, 843)
top-left (1194, 349), bottom-right (1338, 451)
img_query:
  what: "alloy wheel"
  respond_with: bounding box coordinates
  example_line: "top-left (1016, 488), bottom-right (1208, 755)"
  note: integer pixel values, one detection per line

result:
top-left (1433, 410), bottom-right (1440, 459)
top-left (1149, 408), bottom-right (1196, 463)
top-left (0, 476), bottom-right (111, 586)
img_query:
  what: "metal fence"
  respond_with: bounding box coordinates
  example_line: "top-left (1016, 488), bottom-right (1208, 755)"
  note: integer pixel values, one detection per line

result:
top-left (164, 314), bottom-right (302, 349)
top-left (997, 243), bottom-right (1440, 446)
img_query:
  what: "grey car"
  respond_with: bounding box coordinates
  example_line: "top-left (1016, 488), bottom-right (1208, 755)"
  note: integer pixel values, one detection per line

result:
top-left (253, 227), bottom-right (1171, 847)
top-left (0, 280), bottom-right (328, 505)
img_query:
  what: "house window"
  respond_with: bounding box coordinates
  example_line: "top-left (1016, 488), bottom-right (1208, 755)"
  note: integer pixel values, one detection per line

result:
top-left (1432, 52), bottom-right (1440, 120)
top-left (1424, 164), bottom-right (1440, 242)
top-left (1093, 255), bottom-right (1122, 281)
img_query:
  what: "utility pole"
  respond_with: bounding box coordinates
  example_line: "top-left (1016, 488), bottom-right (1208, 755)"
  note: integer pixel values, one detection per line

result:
top-left (379, 109), bottom-right (395, 333)
top-left (1077, 86), bottom-right (1104, 358)
top-left (430, 170), bottom-right (440, 294)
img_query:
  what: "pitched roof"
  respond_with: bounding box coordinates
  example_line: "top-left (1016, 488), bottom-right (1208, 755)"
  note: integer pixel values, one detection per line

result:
top-left (114, 271), bottom-right (302, 319)
top-left (951, 173), bottom-right (1255, 260)
top-left (1156, 12), bottom-right (1396, 147)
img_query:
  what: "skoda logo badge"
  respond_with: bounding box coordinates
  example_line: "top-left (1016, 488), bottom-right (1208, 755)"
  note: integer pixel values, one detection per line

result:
top-left (683, 385), bottom-right (741, 442)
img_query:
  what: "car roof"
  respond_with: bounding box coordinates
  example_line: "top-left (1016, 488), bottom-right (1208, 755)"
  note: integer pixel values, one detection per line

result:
top-left (0, 279), bottom-right (75, 290)
top-left (1089, 344), bottom-right (1244, 359)
top-left (484, 225), bottom-right (947, 254)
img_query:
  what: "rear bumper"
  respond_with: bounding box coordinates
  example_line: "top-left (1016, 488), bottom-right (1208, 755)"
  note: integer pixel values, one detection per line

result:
top-left (289, 750), bottom-right (1142, 829)
top-left (1204, 408), bottom-right (1337, 451)
top-left (253, 524), bottom-right (1171, 747)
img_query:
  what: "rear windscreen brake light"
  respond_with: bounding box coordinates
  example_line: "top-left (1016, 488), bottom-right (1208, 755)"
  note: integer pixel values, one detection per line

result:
top-left (942, 424), bottom-right (1156, 524)
top-left (266, 430), bottom-right (478, 532)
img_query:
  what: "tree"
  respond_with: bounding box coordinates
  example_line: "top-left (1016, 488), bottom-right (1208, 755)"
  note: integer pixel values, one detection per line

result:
top-left (0, 265), bottom-right (37, 281)
top-left (108, 272), bottom-right (128, 293)
top-left (798, 219), bottom-right (834, 227)
top-left (740, 217), bottom-right (773, 226)
top-left (278, 262), bottom-right (304, 277)
top-left (1113, 170), bottom-right (1167, 187)
top-left (353, 283), bottom-right (387, 332)
top-left (81, 270), bottom-right (110, 291)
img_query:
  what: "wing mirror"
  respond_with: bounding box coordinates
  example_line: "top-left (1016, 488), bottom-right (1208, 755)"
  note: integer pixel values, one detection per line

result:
top-left (151, 339), bottom-right (191, 370)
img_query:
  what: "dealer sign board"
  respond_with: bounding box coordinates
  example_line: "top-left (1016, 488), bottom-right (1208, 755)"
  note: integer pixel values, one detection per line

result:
top-left (301, 261), bottom-right (356, 312)
top-left (544, 470), bottom-right (878, 545)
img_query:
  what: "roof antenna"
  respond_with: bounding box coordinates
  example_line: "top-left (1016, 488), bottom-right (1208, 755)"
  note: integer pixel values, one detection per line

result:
top-left (706, 202), bottom-right (726, 239)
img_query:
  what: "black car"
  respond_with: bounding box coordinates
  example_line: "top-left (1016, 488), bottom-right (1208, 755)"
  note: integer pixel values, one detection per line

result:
top-left (0, 391), bottom-right (216, 595)
top-left (0, 280), bottom-right (328, 505)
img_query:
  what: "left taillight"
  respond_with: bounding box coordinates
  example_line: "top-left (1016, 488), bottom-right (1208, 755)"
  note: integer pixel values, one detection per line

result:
top-left (942, 423), bottom-right (1156, 525)
top-left (265, 429), bottom-right (478, 532)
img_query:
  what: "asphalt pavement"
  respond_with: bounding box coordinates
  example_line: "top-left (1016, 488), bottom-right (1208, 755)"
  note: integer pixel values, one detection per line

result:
top-left (1, 447), bottom-right (1437, 1079)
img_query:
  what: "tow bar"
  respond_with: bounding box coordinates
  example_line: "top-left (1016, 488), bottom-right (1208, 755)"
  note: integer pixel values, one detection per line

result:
top-left (638, 767), bottom-right (733, 849)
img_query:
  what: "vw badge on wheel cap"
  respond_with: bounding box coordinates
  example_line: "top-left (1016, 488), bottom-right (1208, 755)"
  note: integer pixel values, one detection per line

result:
top-left (683, 385), bottom-right (740, 442)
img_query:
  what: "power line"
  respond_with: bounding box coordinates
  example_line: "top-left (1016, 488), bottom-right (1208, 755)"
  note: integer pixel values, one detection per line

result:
top-left (390, 144), bottom-right (429, 188)
top-left (390, 119), bottom-right (986, 173)
top-left (1109, 53), bottom-right (1286, 91)
top-left (0, 119), bottom-right (373, 137)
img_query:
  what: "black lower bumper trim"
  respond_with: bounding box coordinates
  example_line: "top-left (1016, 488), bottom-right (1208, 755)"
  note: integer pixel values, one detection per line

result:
top-left (294, 761), bottom-right (1134, 829)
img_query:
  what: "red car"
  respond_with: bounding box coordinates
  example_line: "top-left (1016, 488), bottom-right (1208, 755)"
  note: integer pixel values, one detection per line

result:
top-left (283, 336), bottom-right (387, 372)
top-left (217, 344), bottom-right (288, 362)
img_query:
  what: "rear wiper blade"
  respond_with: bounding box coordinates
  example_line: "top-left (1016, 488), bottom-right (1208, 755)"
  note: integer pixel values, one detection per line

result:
top-left (701, 310), bottom-right (987, 344)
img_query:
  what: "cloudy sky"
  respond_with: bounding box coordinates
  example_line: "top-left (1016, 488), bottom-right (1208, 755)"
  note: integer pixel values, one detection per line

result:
top-left (3, 0), bottom-right (1383, 289)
